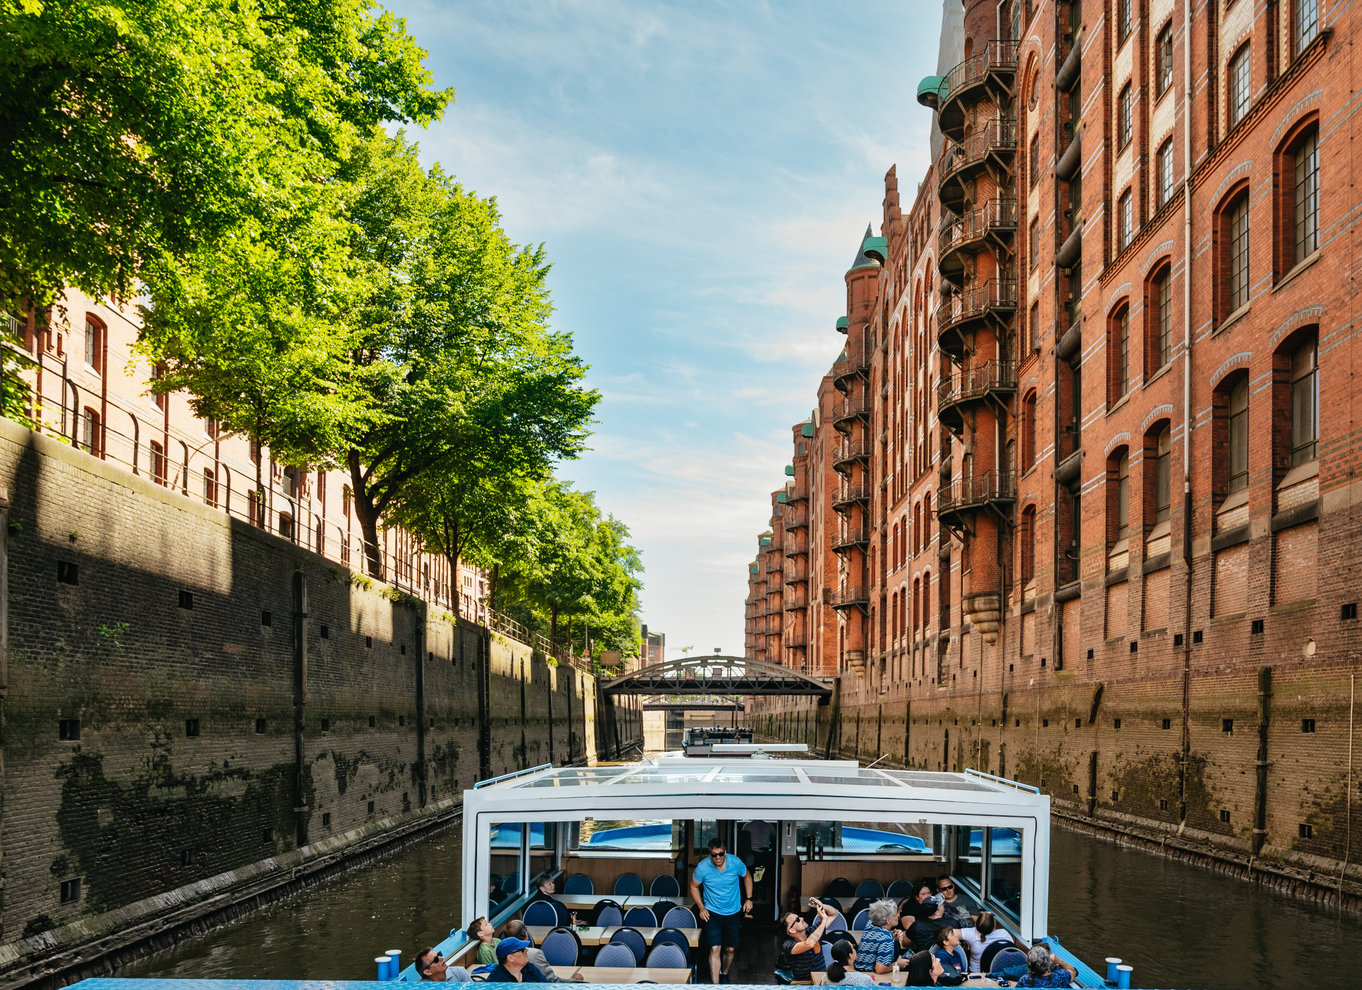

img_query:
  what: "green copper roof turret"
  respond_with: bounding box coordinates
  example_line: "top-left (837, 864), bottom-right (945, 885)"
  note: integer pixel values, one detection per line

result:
top-left (917, 74), bottom-right (947, 108)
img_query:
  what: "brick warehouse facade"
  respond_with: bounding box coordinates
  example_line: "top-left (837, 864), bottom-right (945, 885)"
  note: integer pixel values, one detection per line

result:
top-left (747, 0), bottom-right (1362, 903)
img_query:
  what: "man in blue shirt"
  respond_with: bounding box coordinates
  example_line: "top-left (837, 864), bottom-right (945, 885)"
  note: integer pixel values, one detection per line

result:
top-left (689, 837), bottom-right (753, 983)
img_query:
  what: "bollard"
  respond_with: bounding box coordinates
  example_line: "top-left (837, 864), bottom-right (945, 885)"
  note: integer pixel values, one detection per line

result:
top-left (1105, 958), bottom-right (1122, 985)
top-left (386, 949), bottom-right (402, 979)
top-left (376, 956), bottom-right (393, 981)
top-left (1116, 963), bottom-right (1133, 989)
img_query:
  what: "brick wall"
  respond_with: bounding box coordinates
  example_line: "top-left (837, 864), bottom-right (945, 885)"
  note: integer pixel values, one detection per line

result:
top-left (0, 417), bottom-right (610, 974)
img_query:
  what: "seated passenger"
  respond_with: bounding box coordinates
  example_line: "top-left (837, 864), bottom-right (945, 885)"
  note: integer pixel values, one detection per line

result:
top-left (530, 877), bottom-right (571, 926)
top-left (930, 926), bottom-right (965, 980)
top-left (825, 939), bottom-right (876, 986)
top-left (1016, 945), bottom-right (1078, 988)
top-left (904, 949), bottom-right (944, 987)
top-left (907, 883), bottom-right (947, 952)
top-left (957, 911), bottom-right (1011, 971)
top-left (781, 898), bottom-right (838, 983)
top-left (854, 899), bottom-right (910, 975)
top-left (416, 947), bottom-right (472, 982)
top-left (935, 877), bottom-right (974, 929)
top-left (500, 920), bottom-right (579, 983)
top-left (467, 917), bottom-right (498, 966)
top-left (487, 937), bottom-right (547, 984)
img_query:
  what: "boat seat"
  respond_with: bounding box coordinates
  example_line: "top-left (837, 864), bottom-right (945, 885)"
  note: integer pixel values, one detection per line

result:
top-left (523, 901), bottom-right (559, 927)
top-left (854, 879), bottom-right (884, 899)
top-left (608, 927), bottom-right (648, 965)
top-left (623, 906), bottom-right (658, 928)
top-left (613, 872), bottom-right (645, 896)
top-left (650, 874), bottom-right (682, 897)
top-left (594, 942), bottom-right (638, 968)
top-left (851, 908), bottom-right (871, 931)
top-left (990, 948), bottom-right (1029, 981)
top-left (562, 873), bottom-right (594, 895)
top-left (539, 928), bottom-right (581, 967)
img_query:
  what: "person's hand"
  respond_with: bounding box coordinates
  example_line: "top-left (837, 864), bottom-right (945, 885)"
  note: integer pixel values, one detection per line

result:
top-left (698, 906), bottom-right (710, 923)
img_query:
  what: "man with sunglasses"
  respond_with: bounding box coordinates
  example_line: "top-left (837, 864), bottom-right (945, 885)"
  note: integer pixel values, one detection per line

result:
top-left (936, 876), bottom-right (974, 929)
top-left (415, 947), bottom-right (471, 982)
top-left (689, 837), bottom-right (753, 983)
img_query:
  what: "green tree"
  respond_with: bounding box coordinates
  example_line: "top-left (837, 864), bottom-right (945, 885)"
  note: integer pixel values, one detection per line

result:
top-left (0, 0), bottom-right (449, 313)
top-left (344, 176), bottom-right (597, 578)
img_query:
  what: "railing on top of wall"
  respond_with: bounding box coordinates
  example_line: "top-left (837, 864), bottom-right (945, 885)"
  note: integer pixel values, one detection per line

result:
top-left (11, 340), bottom-right (591, 674)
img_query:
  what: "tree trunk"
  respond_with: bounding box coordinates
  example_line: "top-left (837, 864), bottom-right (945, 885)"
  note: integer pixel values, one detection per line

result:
top-left (347, 450), bottom-right (384, 579)
top-left (445, 552), bottom-right (461, 621)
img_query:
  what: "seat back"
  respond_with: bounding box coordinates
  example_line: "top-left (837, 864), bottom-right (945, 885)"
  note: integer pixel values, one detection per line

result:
top-left (650, 874), bottom-right (681, 897)
top-left (613, 872), bottom-right (645, 896)
top-left (851, 908), bottom-right (872, 931)
top-left (848, 897), bottom-right (874, 920)
top-left (826, 911), bottom-right (848, 933)
top-left (854, 879), bottom-right (884, 900)
top-left (623, 906), bottom-right (658, 928)
top-left (608, 928), bottom-right (648, 965)
top-left (989, 947), bottom-right (1029, 979)
top-left (594, 942), bottom-right (638, 968)
top-left (590, 899), bottom-right (623, 925)
top-left (563, 873), bottom-right (594, 895)
top-left (825, 877), bottom-right (855, 898)
top-left (821, 931), bottom-right (853, 969)
top-left (661, 907), bottom-right (697, 929)
top-left (594, 904), bottom-right (624, 928)
top-left (885, 879), bottom-right (914, 900)
top-left (979, 940), bottom-right (1011, 972)
top-left (539, 929), bottom-right (580, 968)
top-left (523, 900), bottom-right (559, 927)
top-left (651, 928), bottom-right (690, 952)
top-left (644, 943), bottom-right (689, 970)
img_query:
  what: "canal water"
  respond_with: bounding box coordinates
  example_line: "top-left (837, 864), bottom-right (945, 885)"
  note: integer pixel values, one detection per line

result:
top-left (119, 819), bottom-right (1359, 989)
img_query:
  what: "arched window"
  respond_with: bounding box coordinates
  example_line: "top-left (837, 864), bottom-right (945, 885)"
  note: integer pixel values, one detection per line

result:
top-left (1276, 120), bottom-right (1319, 277)
top-left (1020, 506), bottom-right (1036, 586)
top-left (83, 316), bottom-right (105, 375)
top-left (1022, 392), bottom-right (1038, 469)
top-left (1146, 263), bottom-right (1173, 372)
top-left (1216, 186), bottom-right (1251, 322)
top-left (1146, 424), bottom-right (1172, 525)
top-left (1108, 303), bottom-right (1131, 401)
top-left (1227, 44), bottom-right (1252, 129)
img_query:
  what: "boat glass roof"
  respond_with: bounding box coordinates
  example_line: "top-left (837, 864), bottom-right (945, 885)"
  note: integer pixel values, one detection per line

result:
top-left (498, 761), bottom-right (1024, 795)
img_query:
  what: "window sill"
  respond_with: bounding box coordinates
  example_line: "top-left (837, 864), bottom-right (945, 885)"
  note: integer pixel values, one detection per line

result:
top-left (1216, 303), bottom-right (1251, 335)
top-left (1277, 459), bottom-right (1319, 490)
top-left (1145, 361), bottom-right (1173, 387)
top-left (1217, 486), bottom-right (1250, 515)
top-left (1275, 250), bottom-right (1321, 291)
top-left (1108, 392), bottom-right (1131, 415)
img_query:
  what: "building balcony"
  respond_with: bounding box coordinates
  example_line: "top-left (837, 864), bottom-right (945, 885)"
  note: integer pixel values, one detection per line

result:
top-left (832, 525), bottom-right (871, 552)
top-left (784, 505), bottom-right (809, 529)
top-left (937, 360), bottom-right (1018, 435)
top-left (832, 482), bottom-right (871, 510)
top-left (935, 276), bottom-right (1017, 361)
top-left (832, 439), bottom-right (873, 473)
top-left (784, 535), bottom-right (809, 557)
top-left (785, 485), bottom-right (808, 503)
top-left (785, 589), bottom-right (808, 610)
top-left (937, 471), bottom-right (1017, 531)
top-left (938, 40), bottom-right (1020, 141)
top-left (832, 341), bottom-right (872, 388)
top-left (832, 395), bottom-right (871, 432)
top-left (765, 555), bottom-right (783, 573)
top-left (831, 586), bottom-right (870, 611)
top-left (938, 197), bottom-right (1017, 287)
top-left (937, 119), bottom-right (1017, 215)
top-left (784, 561), bottom-right (809, 585)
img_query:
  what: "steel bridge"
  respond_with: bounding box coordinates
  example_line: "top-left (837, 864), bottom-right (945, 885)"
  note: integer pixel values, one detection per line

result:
top-left (602, 654), bottom-right (834, 698)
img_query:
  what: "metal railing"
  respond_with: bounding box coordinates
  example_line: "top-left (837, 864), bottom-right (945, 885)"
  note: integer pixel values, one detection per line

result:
top-left (832, 586), bottom-right (870, 608)
top-left (937, 360), bottom-right (1019, 409)
top-left (832, 395), bottom-right (871, 422)
top-left (935, 276), bottom-right (1018, 336)
top-left (941, 40), bottom-right (1020, 106)
top-left (938, 197), bottom-right (1017, 257)
top-left (937, 471), bottom-right (1018, 515)
top-left (938, 119), bottom-right (1018, 185)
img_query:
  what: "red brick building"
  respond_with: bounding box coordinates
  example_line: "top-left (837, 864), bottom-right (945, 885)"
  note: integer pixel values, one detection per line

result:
top-left (12, 289), bottom-right (492, 621)
top-left (749, 0), bottom-right (1362, 892)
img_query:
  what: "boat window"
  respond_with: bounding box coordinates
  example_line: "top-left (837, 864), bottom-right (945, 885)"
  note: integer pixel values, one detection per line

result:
top-left (489, 822), bottom-right (525, 916)
top-left (711, 769), bottom-right (801, 784)
top-left (572, 818), bottom-right (675, 851)
top-left (985, 827), bottom-right (1023, 919)
top-left (520, 767), bottom-right (633, 787)
top-left (529, 821), bottom-right (558, 879)
top-left (952, 827), bottom-right (985, 900)
top-left (794, 821), bottom-right (933, 856)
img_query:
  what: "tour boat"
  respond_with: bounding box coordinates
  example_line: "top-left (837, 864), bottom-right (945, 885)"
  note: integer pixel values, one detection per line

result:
top-left (397, 745), bottom-right (1123, 987)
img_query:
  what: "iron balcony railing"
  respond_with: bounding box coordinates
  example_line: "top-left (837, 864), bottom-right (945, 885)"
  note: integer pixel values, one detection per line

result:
top-left (937, 118), bottom-right (1018, 186)
top-left (937, 470), bottom-right (1018, 516)
top-left (832, 482), bottom-right (871, 508)
top-left (832, 586), bottom-right (871, 608)
top-left (832, 525), bottom-right (871, 551)
top-left (935, 276), bottom-right (1018, 338)
top-left (942, 40), bottom-right (1021, 100)
top-left (784, 506), bottom-right (809, 528)
top-left (938, 197), bottom-right (1018, 259)
top-left (832, 395), bottom-right (872, 424)
top-left (937, 360), bottom-right (1019, 410)
top-left (833, 440), bottom-right (873, 469)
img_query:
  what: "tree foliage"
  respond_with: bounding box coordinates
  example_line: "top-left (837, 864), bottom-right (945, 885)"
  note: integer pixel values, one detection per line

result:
top-left (0, 0), bottom-right (450, 312)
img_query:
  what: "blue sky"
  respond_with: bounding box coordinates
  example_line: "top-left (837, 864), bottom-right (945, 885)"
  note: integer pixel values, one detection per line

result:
top-left (389, 0), bottom-right (944, 659)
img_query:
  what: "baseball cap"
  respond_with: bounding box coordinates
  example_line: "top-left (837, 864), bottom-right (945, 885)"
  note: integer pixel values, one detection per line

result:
top-left (496, 937), bottom-right (533, 961)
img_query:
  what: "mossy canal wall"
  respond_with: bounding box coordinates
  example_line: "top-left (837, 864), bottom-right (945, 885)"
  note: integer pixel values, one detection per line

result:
top-left (0, 419), bottom-right (638, 988)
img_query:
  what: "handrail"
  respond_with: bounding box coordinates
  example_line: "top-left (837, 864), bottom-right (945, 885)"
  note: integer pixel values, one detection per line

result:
top-left (941, 40), bottom-right (1020, 101)
top-left (964, 767), bottom-right (1042, 794)
top-left (937, 119), bottom-right (1018, 184)
top-left (939, 197), bottom-right (1018, 256)
top-left (472, 762), bottom-right (555, 789)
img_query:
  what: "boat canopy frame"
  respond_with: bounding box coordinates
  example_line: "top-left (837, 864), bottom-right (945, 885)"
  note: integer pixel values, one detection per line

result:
top-left (463, 755), bottom-right (1050, 942)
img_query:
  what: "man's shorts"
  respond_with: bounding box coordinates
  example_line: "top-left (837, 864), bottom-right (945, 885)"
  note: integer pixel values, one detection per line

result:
top-left (702, 910), bottom-right (743, 949)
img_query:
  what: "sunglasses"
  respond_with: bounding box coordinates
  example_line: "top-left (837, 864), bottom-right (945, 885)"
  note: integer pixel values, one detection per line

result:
top-left (710, 851), bottom-right (727, 860)
top-left (939, 883), bottom-right (954, 891)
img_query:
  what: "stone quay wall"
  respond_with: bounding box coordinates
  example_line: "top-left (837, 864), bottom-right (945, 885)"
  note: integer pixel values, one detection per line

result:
top-left (0, 418), bottom-right (622, 986)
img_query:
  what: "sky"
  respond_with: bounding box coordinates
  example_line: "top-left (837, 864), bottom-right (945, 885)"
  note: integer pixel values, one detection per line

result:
top-left (389, 0), bottom-right (945, 659)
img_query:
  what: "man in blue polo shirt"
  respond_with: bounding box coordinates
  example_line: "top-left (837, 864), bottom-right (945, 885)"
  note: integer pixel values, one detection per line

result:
top-left (689, 837), bottom-right (753, 983)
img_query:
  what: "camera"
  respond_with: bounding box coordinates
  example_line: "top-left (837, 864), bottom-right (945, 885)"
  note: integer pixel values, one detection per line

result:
top-left (928, 893), bottom-right (945, 905)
